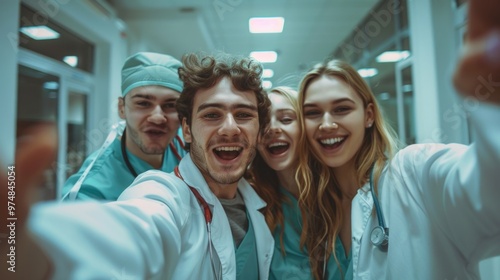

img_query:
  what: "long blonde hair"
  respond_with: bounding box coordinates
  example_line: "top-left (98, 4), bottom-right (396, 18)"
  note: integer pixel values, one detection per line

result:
top-left (247, 86), bottom-right (300, 238)
top-left (296, 60), bottom-right (399, 279)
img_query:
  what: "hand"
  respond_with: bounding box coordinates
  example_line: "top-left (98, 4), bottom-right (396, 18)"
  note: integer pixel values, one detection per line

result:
top-left (453, 0), bottom-right (500, 105)
top-left (1, 123), bottom-right (57, 279)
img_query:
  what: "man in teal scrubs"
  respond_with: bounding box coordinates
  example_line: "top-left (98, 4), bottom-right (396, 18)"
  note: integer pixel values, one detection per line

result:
top-left (61, 52), bottom-right (187, 201)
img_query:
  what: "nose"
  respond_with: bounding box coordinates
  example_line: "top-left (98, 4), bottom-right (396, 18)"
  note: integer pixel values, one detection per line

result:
top-left (218, 113), bottom-right (241, 137)
top-left (147, 105), bottom-right (167, 124)
top-left (319, 114), bottom-right (338, 131)
top-left (266, 118), bottom-right (283, 136)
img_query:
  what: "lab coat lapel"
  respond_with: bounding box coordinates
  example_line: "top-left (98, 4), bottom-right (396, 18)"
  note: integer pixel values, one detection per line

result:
top-left (238, 181), bottom-right (274, 280)
top-left (351, 182), bottom-right (374, 274)
top-left (177, 154), bottom-right (236, 279)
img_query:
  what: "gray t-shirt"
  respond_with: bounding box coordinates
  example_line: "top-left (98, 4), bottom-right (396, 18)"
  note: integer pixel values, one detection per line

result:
top-left (219, 191), bottom-right (249, 247)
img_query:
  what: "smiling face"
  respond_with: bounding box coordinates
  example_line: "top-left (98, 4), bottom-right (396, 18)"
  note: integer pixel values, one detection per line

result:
top-left (303, 75), bottom-right (373, 171)
top-left (119, 85), bottom-right (181, 157)
top-left (182, 77), bottom-right (259, 194)
top-left (258, 92), bottom-right (300, 172)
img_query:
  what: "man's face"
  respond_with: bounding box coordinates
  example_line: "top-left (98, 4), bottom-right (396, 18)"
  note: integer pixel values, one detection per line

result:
top-left (182, 77), bottom-right (259, 187)
top-left (119, 85), bottom-right (181, 157)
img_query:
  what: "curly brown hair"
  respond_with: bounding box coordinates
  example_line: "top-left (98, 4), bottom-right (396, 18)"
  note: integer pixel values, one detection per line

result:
top-left (176, 53), bottom-right (271, 151)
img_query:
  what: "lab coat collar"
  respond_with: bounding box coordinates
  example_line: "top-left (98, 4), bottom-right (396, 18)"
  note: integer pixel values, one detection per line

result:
top-left (351, 181), bottom-right (374, 274)
top-left (177, 153), bottom-right (218, 206)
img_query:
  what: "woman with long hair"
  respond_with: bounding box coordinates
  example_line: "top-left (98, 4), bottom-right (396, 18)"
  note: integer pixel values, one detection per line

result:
top-left (296, 54), bottom-right (500, 278)
top-left (248, 86), bottom-right (315, 279)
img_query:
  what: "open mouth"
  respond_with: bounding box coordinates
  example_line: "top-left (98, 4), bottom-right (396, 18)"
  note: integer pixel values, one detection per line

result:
top-left (214, 146), bottom-right (242, 160)
top-left (145, 129), bottom-right (167, 137)
top-left (267, 141), bottom-right (290, 155)
top-left (319, 136), bottom-right (346, 149)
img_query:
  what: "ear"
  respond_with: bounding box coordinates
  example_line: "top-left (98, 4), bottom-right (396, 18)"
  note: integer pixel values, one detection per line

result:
top-left (365, 103), bottom-right (375, 128)
top-left (181, 118), bottom-right (192, 144)
top-left (118, 97), bottom-right (126, 119)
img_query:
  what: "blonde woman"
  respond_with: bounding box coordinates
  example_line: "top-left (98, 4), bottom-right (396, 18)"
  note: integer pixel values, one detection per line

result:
top-left (295, 2), bottom-right (500, 276)
top-left (246, 87), bottom-right (300, 278)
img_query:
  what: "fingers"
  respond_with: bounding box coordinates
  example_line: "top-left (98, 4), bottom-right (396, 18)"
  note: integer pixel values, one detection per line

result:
top-left (0, 123), bottom-right (57, 279)
top-left (453, 0), bottom-right (500, 105)
top-left (467, 0), bottom-right (500, 41)
top-left (453, 32), bottom-right (500, 105)
top-left (11, 123), bottom-right (57, 226)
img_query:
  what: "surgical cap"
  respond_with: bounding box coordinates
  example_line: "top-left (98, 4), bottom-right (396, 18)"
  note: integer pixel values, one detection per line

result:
top-left (121, 52), bottom-right (183, 96)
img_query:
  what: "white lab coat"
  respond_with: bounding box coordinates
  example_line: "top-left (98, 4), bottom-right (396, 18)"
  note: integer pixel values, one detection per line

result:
top-left (351, 103), bottom-right (500, 279)
top-left (29, 154), bottom-right (274, 280)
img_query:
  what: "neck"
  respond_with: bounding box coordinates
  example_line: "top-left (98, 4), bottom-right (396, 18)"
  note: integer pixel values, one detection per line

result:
top-left (207, 181), bottom-right (238, 199)
top-left (332, 162), bottom-right (359, 201)
top-left (123, 135), bottom-right (163, 169)
top-left (276, 167), bottom-right (299, 198)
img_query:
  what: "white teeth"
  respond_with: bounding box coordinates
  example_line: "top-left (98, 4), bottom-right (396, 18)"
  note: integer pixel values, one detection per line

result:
top-left (320, 137), bottom-right (344, 145)
top-left (215, 146), bottom-right (242, 152)
top-left (268, 142), bottom-right (287, 148)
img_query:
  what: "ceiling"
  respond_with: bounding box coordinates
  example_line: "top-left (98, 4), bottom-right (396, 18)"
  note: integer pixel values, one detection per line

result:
top-left (106, 0), bottom-right (379, 88)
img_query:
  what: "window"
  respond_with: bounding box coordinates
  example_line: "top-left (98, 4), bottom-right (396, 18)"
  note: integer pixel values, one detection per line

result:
top-left (19, 4), bottom-right (95, 73)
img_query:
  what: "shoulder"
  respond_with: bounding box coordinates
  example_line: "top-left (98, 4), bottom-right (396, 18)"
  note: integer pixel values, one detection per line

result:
top-left (119, 170), bottom-right (192, 203)
top-left (75, 139), bottom-right (123, 175)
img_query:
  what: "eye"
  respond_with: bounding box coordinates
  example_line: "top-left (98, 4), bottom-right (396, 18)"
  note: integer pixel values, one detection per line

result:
top-left (334, 106), bottom-right (351, 114)
top-left (304, 109), bottom-right (321, 117)
top-left (204, 113), bottom-right (220, 119)
top-left (236, 112), bottom-right (254, 119)
top-left (136, 101), bottom-right (150, 107)
top-left (162, 103), bottom-right (176, 109)
top-left (280, 117), bottom-right (294, 124)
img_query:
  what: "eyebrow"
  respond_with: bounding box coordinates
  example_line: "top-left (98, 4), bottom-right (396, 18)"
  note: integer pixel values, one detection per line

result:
top-left (303, 97), bottom-right (356, 107)
top-left (197, 102), bottom-right (257, 113)
top-left (275, 108), bottom-right (297, 114)
top-left (131, 94), bottom-right (177, 102)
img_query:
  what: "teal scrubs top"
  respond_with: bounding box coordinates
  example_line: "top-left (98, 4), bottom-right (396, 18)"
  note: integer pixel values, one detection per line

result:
top-left (235, 213), bottom-right (259, 280)
top-left (269, 187), bottom-right (353, 280)
top-left (61, 128), bottom-right (186, 201)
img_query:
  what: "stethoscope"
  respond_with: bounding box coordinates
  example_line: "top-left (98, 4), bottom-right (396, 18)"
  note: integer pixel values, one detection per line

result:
top-left (369, 167), bottom-right (389, 250)
top-left (174, 166), bottom-right (222, 280)
top-left (322, 168), bottom-right (389, 278)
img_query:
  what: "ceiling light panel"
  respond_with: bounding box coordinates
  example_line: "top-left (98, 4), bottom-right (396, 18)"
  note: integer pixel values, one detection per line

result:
top-left (249, 17), bottom-right (285, 33)
top-left (262, 69), bottom-right (274, 78)
top-left (376, 51), bottom-right (411, 63)
top-left (20, 26), bottom-right (60, 40)
top-left (262, 80), bottom-right (273, 89)
top-left (357, 68), bottom-right (378, 78)
top-left (250, 51), bottom-right (278, 63)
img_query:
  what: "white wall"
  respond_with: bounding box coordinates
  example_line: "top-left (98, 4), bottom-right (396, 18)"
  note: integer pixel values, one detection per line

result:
top-left (408, 0), bottom-right (468, 144)
top-left (0, 1), bottom-right (20, 166)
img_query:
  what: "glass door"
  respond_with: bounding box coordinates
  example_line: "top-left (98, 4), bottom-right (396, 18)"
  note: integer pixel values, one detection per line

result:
top-left (395, 58), bottom-right (415, 145)
top-left (66, 89), bottom-right (88, 184)
top-left (17, 65), bottom-right (59, 200)
top-left (18, 49), bottom-right (94, 199)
